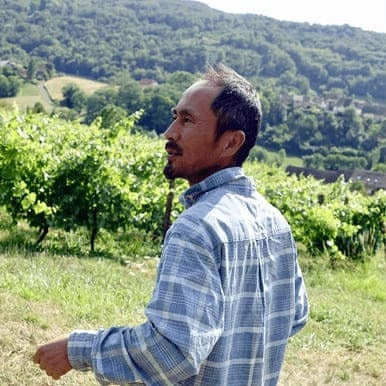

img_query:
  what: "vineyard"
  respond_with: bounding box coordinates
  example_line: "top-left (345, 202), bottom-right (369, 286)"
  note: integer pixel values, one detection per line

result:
top-left (0, 109), bottom-right (385, 260)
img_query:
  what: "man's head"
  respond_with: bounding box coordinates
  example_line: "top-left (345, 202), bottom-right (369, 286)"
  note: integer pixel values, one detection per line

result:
top-left (164, 64), bottom-right (262, 185)
top-left (202, 64), bottom-right (262, 166)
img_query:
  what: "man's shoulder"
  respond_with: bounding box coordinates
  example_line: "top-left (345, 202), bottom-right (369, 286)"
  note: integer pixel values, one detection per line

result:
top-left (166, 197), bottom-right (228, 250)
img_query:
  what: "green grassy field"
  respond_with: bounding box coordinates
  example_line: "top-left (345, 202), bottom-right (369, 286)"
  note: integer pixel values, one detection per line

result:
top-left (249, 145), bottom-right (304, 168)
top-left (0, 81), bottom-right (52, 112)
top-left (281, 154), bottom-right (303, 168)
top-left (0, 76), bottom-right (108, 112)
top-left (0, 222), bottom-right (384, 385)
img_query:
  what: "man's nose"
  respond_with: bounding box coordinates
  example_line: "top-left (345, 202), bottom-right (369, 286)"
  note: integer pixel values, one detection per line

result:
top-left (164, 120), bottom-right (179, 140)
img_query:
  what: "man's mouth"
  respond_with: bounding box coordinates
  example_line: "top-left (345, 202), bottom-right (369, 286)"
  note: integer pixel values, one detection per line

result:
top-left (165, 142), bottom-right (183, 158)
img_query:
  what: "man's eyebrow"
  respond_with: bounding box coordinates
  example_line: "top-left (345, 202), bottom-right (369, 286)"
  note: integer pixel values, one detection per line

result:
top-left (171, 107), bottom-right (194, 116)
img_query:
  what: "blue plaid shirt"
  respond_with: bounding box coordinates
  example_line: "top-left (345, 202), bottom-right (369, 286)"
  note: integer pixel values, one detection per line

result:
top-left (68, 167), bottom-right (308, 385)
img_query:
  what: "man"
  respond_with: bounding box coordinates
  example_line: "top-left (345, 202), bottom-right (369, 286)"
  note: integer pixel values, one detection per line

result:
top-left (33, 65), bottom-right (308, 385)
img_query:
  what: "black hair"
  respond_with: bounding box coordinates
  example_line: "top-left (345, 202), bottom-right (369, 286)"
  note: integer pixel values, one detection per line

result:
top-left (202, 64), bottom-right (262, 166)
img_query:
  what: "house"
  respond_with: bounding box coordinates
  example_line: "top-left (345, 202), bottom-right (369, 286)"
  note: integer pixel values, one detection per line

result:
top-left (292, 95), bottom-right (304, 108)
top-left (285, 166), bottom-right (386, 194)
top-left (139, 78), bottom-right (159, 87)
top-left (350, 170), bottom-right (386, 192)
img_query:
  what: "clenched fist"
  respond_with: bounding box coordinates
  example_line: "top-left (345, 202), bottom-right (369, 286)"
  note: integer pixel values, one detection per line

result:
top-left (33, 337), bottom-right (72, 380)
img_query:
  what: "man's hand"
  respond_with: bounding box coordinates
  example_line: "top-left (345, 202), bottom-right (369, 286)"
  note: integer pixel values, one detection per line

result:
top-left (33, 337), bottom-right (72, 380)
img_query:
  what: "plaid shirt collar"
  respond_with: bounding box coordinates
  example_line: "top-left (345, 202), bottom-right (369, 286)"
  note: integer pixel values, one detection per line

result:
top-left (179, 167), bottom-right (253, 208)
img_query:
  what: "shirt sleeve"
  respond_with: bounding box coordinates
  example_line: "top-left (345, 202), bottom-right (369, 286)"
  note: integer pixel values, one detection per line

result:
top-left (67, 231), bottom-right (225, 385)
top-left (289, 258), bottom-right (309, 337)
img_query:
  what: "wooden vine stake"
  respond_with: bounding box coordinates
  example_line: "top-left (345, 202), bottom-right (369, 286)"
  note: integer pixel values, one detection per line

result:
top-left (162, 178), bottom-right (175, 242)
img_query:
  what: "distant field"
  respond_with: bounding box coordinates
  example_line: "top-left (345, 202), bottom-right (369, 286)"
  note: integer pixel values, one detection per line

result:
top-left (0, 75), bottom-right (109, 111)
top-left (251, 146), bottom-right (303, 168)
top-left (18, 83), bottom-right (41, 97)
top-left (44, 75), bottom-right (109, 101)
top-left (0, 96), bottom-right (52, 112)
top-left (282, 155), bottom-right (303, 168)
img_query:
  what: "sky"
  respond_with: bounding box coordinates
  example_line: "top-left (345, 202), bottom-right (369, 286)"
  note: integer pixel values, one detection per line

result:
top-left (198, 0), bottom-right (386, 34)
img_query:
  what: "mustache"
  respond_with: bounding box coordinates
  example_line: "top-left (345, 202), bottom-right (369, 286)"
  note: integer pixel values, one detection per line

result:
top-left (165, 141), bottom-right (183, 154)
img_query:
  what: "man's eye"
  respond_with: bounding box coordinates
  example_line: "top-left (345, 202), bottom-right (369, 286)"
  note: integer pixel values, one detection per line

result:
top-left (183, 117), bottom-right (192, 123)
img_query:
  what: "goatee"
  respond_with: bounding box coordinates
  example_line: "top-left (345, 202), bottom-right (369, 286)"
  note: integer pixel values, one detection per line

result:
top-left (163, 162), bottom-right (175, 180)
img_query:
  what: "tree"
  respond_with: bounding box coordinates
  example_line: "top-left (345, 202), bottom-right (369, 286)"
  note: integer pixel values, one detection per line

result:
top-left (98, 104), bottom-right (127, 129)
top-left (265, 95), bottom-right (287, 126)
top-left (61, 83), bottom-right (86, 112)
top-left (260, 48), bottom-right (296, 77)
top-left (116, 79), bottom-right (144, 114)
top-left (287, 110), bottom-right (318, 152)
top-left (303, 153), bottom-right (325, 169)
top-left (31, 102), bottom-right (46, 114)
top-left (0, 75), bottom-right (10, 97)
top-left (27, 58), bottom-right (37, 81)
top-left (339, 107), bottom-right (365, 148)
top-left (166, 71), bottom-right (197, 93)
top-left (0, 75), bottom-right (21, 97)
top-left (322, 153), bottom-right (368, 170)
top-left (140, 85), bottom-right (179, 134)
top-left (85, 88), bottom-right (118, 124)
top-left (318, 111), bottom-right (340, 146)
top-left (259, 123), bottom-right (291, 150)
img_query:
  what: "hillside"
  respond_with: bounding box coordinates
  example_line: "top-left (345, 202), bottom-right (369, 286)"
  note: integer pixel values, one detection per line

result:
top-left (0, 0), bottom-right (385, 172)
top-left (0, 0), bottom-right (385, 102)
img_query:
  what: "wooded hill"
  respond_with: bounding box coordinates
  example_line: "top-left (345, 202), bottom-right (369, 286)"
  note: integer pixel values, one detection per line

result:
top-left (1, 0), bottom-right (385, 100)
top-left (0, 0), bottom-right (385, 171)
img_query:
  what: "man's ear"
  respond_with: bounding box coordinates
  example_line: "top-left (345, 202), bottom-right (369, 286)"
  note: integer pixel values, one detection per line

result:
top-left (223, 130), bottom-right (246, 157)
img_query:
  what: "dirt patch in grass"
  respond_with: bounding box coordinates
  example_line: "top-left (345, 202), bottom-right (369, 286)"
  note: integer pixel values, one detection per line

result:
top-left (280, 341), bottom-right (385, 385)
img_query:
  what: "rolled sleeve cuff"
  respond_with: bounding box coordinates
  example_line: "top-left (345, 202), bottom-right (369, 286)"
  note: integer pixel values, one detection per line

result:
top-left (68, 330), bottom-right (97, 371)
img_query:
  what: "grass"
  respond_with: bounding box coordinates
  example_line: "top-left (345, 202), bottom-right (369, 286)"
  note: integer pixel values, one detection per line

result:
top-left (249, 145), bottom-right (303, 168)
top-left (282, 154), bottom-right (303, 168)
top-left (0, 94), bottom-right (51, 112)
top-left (0, 76), bottom-right (109, 112)
top-left (0, 251), bottom-right (157, 385)
top-left (1, 82), bottom-right (51, 112)
top-left (44, 76), bottom-right (109, 101)
top-left (18, 83), bottom-right (41, 97)
top-left (0, 222), bottom-right (385, 385)
top-left (280, 253), bottom-right (386, 385)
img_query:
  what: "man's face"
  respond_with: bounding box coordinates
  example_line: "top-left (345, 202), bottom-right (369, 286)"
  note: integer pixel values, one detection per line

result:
top-left (163, 81), bottom-right (227, 186)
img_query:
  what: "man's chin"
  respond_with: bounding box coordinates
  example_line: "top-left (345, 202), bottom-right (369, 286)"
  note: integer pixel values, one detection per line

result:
top-left (163, 164), bottom-right (176, 180)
